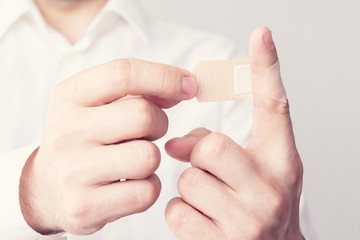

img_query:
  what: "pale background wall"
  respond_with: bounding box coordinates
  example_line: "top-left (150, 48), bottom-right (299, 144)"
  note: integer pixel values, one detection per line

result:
top-left (137, 0), bottom-right (360, 239)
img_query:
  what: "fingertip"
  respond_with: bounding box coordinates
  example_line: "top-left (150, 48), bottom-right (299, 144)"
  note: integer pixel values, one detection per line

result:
top-left (149, 173), bottom-right (161, 190)
top-left (250, 26), bottom-right (278, 69)
top-left (251, 26), bottom-right (271, 39)
top-left (165, 128), bottom-right (211, 162)
top-left (145, 174), bottom-right (162, 205)
top-left (263, 28), bottom-right (275, 50)
top-left (165, 137), bottom-right (192, 162)
top-left (250, 26), bottom-right (271, 41)
top-left (164, 138), bottom-right (175, 154)
top-left (249, 26), bottom-right (269, 54)
top-left (250, 26), bottom-right (273, 49)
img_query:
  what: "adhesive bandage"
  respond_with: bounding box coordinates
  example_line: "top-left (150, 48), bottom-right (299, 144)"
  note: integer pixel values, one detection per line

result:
top-left (263, 61), bottom-right (287, 104)
top-left (192, 60), bottom-right (252, 102)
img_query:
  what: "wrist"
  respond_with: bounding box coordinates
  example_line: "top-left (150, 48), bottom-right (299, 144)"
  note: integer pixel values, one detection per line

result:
top-left (286, 230), bottom-right (304, 240)
top-left (283, 219), bottom-right (304, 240)
top-left (19, 148), bottom-right (63, 235)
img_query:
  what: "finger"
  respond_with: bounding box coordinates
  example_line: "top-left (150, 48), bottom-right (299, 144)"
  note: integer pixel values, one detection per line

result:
top-left (166, 129), bottom-right (257, 190)
top-left (165, 128), bottom-right (211, 162)
top-left (165, 197), bottom-right (224, 240)
top-left (88, 174), bottom-right (161, 228)
top-left (85, 97), bottom-right (168, 144)
top-left (189, 132), bottom-right (257, 191)
top-left (144, 96), bottom-right (181, 109)
top-left (72, 140), bottom-right (160, 185)
top-left (54, 59), bottom-right (198, 107)
top-left (177, 167), bottom-right (236, 223)
top-left (248, 26), bottom-right (298, 167)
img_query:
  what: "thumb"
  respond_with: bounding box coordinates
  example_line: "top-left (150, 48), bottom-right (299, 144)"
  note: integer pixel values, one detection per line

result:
top-left (165, 128), bottom-right (212, 162)
top-left (247, 26), bottom-right (296, 157)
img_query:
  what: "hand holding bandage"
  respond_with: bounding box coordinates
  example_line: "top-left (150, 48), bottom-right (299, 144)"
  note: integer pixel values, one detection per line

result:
top-left (19, 59), bottom-right (198, 235)
top-left (165, 26), bottom-right (304, 240)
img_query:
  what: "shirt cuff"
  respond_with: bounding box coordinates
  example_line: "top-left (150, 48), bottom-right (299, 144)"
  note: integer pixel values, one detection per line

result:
top-left (299, 192), bottom-right (318, 240)
top-left (0, 144), bottom-right (68, 240)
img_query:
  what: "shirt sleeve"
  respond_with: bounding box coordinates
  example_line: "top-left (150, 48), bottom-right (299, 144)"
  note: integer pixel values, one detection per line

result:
top-left (0, 144), bottom-right (67, 240)
top-left (299, 193), bottom-right (318, 240)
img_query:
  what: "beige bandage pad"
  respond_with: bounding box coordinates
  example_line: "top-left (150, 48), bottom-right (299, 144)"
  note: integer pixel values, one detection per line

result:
top-left (263, 61), bottom-right (287, 103)
top-left (192, 60), bottom-right (252, 102)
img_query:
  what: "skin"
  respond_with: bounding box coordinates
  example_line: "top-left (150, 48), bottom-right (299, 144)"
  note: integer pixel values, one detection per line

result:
top-left (20, 59), bottom-right (198, 234)
top-left (164, 28), bottom-right (304, 240)
top-left (34, 0), bottom-right (108, 43)
top-left (19, 0), bottom-right (304, 239)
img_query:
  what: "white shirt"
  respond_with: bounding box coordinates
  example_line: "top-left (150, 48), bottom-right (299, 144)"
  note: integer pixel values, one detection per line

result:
top-left (0, 0), bottom-right (316, 239)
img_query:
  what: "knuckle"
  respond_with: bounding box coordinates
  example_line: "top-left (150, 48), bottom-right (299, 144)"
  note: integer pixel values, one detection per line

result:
top-left (48, 83), bottom-right (68, 107)
top-left (207, 132), bottom-right (229, 144)
top-left (42, 112), bottom-right (87, 152)
top-left (64, 194), bottom-right (107, 234)
top-left (65, 196), bottom-right (93, 229)
top-left (134, 99), bottom-right (155, 135)
top-left (274, 101), bottom-right (290, 115)
top-left (266, 187), bottom-right (288, 220)
top-left (293, 157), bottom-right (304, 182)
top-left (177, 167), bottom-right (201, 196)
top-left (61, 161), bottom-right (89, 186)
top-left (48, 121), bottom-right (86, 151)
top-left (285, 162), bottom-right (303, 192)
top-left (113, 59), bottom-right (132, 89)
top-left (246, 219), bottom-right (266, 240)
top-left (49, 74), bottom-right (80, 106)
top-left (62, 167), bottom-right (79, 186)
top-left (269, 54), bottom-right (279, 66)
top-left (277, 154), bottom-right (303, 192)
top-left (166, 199), bottom-right (220, 240)
top-left (204, 132), bottom-right (229, 157)
top-left (256, 99), bottom-right (290, 116)
top-left (81, 224), bottom-right (104, 235)
top-left (194, 132), bottom-right (228, 166)
top-left (159, 65), bottom-right (171, 91)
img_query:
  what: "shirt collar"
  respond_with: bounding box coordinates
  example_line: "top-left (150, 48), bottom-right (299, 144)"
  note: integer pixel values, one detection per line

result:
top-left (0, 0), bottom-right (149, 44)
top-left (101, 0), bottom-right (149, 44)
top-left (0, 0), bottom-right (32, 40)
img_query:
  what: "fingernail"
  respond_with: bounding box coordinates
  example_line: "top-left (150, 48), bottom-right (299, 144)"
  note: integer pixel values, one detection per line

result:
top-left (182, 77), bottom-right (198, 96)
top-left (263, 30), bottom-right (275, 49)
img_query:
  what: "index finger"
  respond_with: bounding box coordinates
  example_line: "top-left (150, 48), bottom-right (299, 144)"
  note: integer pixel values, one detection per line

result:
top-left (167, 129), bottom-right (256, 191)
top-left (56, 59), bottom-right (198, 107)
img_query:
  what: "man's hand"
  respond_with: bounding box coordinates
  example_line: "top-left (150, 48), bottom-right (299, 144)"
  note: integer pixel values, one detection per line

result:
top-left (19, 59), bottom-right (198, 235)
top-left (165, 26), bottom-right (304, 240)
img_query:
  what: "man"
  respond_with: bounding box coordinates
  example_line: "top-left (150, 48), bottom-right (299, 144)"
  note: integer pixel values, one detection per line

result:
top-left (0, 0), bottom-right (315, 239)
